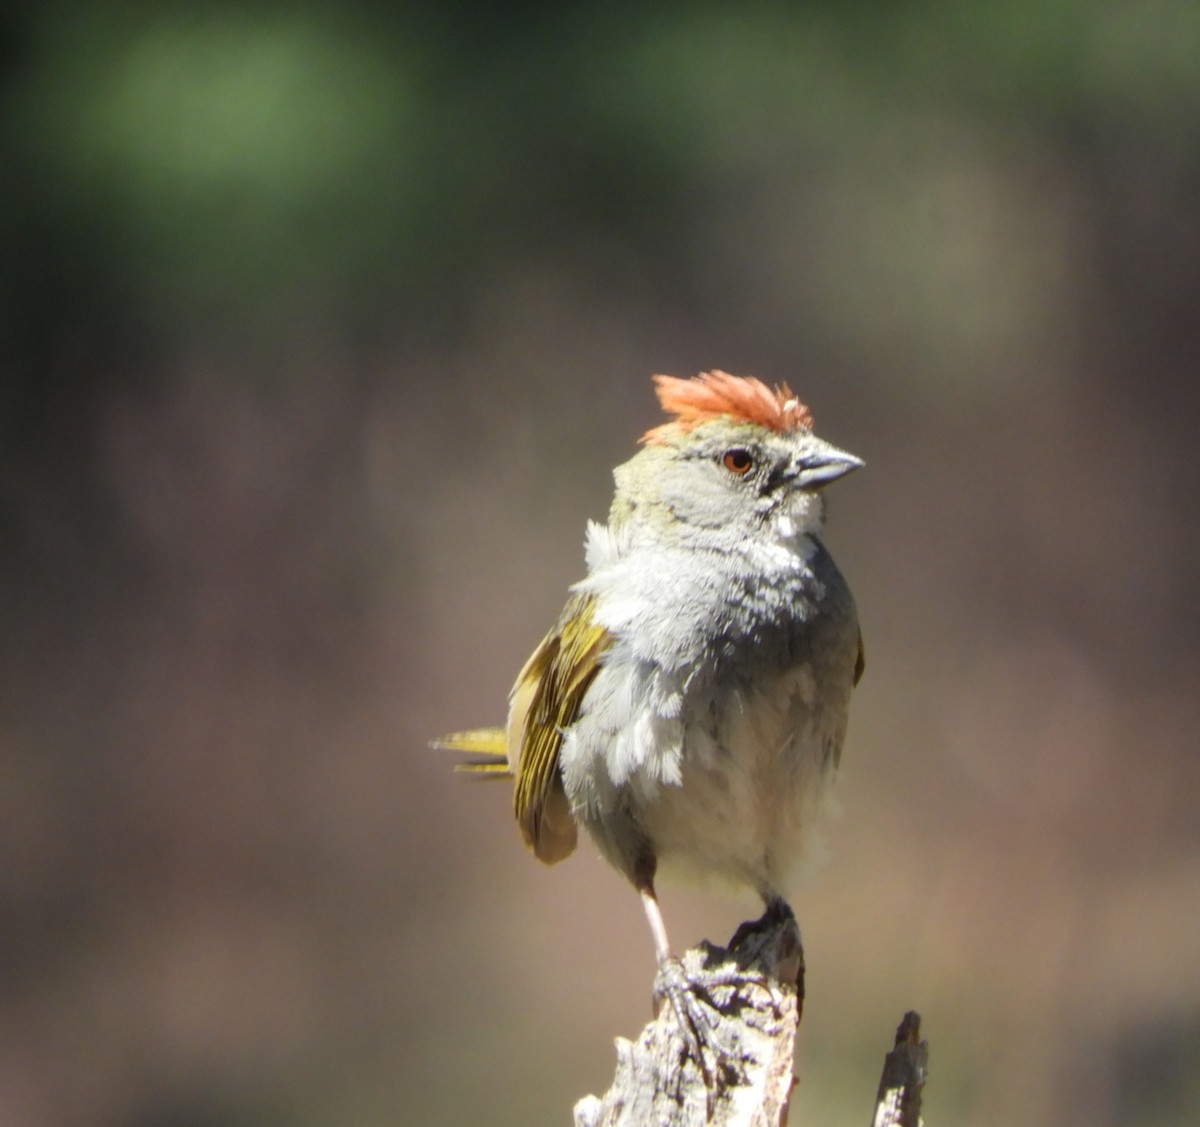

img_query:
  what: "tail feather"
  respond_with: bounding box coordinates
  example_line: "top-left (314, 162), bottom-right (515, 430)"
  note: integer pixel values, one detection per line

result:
top-left (432, 728), bottom-right (512, 777)
top-left (453, 760), bottom-right (511, 777)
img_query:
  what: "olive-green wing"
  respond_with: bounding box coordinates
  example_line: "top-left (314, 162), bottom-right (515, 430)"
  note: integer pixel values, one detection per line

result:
top-left (509, 591), bottom-right (612, 864)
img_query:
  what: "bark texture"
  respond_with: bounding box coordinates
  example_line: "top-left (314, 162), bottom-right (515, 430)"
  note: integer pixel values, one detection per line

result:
top-left (575, 912), bottom-right (929, 1127)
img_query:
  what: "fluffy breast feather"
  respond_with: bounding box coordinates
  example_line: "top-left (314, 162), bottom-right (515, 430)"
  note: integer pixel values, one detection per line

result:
top-left (560, 516), bottom-right (859, 894)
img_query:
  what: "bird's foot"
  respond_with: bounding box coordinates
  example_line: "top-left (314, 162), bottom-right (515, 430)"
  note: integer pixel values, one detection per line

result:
top-left (728, 897), bottom-right (804, 994)
top-left (653, 955), bottom-right (712, 1055)
top-left (729, 897), bottom-right (796, 950)
top-left (653, 955), bottom-right (745, 1089)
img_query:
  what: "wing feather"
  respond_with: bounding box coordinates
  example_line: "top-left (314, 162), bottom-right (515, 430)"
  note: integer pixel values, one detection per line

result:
top-left (510, 592), bottom-right (612, 864)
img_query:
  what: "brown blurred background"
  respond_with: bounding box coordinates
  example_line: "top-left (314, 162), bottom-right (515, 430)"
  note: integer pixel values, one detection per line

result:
top-left (2, 2), bottom-right (1198, 1124)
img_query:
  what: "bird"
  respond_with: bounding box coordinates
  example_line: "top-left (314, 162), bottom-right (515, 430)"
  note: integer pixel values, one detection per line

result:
top-left (438, 370), bottom-right (863, 998)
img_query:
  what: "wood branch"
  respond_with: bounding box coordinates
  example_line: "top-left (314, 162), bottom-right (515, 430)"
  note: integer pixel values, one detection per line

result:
top-left (870, 1011), bottom-right (928, 1127)
top-left (574, 909), bottom-right (804, 1127)
top-left (574, 907), bottom-right (931, 1127)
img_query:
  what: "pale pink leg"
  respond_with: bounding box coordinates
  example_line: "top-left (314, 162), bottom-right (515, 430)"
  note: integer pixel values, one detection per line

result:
top-left (639, 885), bottom-right (672, 964)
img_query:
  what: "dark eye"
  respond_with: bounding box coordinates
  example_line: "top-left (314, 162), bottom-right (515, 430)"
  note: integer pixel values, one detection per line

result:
top-left (722, 448), bottom-right (754, 476)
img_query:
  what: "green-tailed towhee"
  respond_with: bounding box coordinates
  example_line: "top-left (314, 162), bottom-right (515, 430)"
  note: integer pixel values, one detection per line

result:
top-left (439, 370), bottom-right (863, 978)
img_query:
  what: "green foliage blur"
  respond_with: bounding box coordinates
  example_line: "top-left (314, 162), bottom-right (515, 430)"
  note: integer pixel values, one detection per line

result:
top-left (2, 2), bottom-right (1198, 1125)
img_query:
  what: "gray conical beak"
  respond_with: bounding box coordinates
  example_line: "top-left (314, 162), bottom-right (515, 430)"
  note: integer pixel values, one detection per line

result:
top-left (794, 442), bottom-right (864, 489)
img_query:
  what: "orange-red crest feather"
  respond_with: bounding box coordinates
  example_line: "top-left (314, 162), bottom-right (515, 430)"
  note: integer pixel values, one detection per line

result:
top-left (641, 371), bottom-right (814, 444)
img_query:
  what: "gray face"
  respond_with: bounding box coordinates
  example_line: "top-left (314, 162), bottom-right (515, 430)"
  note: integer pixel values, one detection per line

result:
top-left (611, 419), bottom-right (862, 542)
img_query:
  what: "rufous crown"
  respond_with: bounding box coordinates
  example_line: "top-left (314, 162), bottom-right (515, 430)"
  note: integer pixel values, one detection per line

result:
top-left (641, 371), bottom-right (814, 444)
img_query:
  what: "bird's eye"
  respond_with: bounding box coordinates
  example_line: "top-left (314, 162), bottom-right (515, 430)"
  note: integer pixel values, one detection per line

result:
top-left (722, 448), bottom-right (754, 476)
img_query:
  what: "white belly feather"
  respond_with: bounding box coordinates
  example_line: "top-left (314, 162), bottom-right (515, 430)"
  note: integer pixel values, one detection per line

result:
top-left (636, 663), bottom-right (837, 896)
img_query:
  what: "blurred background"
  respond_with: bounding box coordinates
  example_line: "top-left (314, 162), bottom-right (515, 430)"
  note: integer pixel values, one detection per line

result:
top-left (2, 1), bottom-right (1198, 1124)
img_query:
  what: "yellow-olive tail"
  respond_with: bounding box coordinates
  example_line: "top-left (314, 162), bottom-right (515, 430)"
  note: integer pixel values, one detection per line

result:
top-left (432, 728), bottom-right (512, 776)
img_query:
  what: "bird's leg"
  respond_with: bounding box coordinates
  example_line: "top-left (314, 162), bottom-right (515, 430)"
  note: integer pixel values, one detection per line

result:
top-left (637, 882), bottom-right (716, 1061)
top-left (639, 881), bottom-right (752, 1103)
top-left (639, 883), bottom-right (674, 966)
